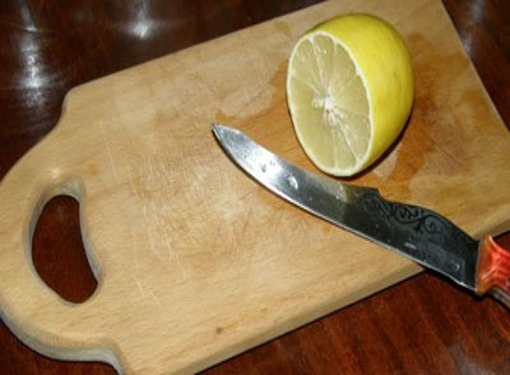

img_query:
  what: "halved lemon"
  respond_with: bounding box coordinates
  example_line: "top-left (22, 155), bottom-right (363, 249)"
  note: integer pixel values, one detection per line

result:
top-left (286, 14), bottom-right (414, 176)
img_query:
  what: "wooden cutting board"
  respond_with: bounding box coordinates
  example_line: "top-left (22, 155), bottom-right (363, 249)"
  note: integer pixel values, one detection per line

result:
top-left (0, 0), bottom-right (509, 373)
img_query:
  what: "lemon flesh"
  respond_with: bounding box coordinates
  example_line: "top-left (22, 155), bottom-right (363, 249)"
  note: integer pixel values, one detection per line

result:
top-left (286, 14), bottom-right (414, 176)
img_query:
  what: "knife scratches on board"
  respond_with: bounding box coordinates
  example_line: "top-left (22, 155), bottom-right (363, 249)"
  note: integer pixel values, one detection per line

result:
top-left (100, 121), bottom-right (120, 183)
top-left (127, 161), bottom-right (189, 279)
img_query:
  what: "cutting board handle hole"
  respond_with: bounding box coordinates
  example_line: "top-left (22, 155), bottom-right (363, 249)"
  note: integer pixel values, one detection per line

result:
top-left (32, 195), bottom-right (97, 303)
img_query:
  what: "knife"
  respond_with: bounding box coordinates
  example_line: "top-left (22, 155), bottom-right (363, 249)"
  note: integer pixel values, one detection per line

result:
top-left (212, 123), bottom-right (510, 307)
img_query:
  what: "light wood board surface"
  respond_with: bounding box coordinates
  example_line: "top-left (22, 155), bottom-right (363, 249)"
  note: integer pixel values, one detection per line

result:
top-left (0, 0), bottom-right (509, 373)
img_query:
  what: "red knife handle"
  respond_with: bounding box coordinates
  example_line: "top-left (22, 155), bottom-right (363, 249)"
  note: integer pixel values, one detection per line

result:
top-left (477, 235), bottom-right (510, 307)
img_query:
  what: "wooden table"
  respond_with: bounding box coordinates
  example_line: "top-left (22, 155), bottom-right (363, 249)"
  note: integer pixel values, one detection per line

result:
top-left (0, 1), bottom-right (509, 373)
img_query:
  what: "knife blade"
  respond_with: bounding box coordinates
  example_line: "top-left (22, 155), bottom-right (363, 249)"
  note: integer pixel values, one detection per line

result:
top-left (212, 123), bottom-right (510, 307)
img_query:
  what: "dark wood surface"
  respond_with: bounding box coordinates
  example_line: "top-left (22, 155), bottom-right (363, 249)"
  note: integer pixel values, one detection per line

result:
top-left (1, 1), bottom-right (509, 373)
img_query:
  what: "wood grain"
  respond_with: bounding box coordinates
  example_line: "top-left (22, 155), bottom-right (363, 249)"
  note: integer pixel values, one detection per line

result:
top-left (0, 0), bottom-right (509, 374)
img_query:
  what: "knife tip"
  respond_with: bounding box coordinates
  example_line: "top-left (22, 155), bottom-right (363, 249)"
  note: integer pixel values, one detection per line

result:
top-left (211, 122), bottom-right (222, 139)
top-left (211, 121), bottom-right (223, 131)
top-left (211, 123), bottom-right (235, 139)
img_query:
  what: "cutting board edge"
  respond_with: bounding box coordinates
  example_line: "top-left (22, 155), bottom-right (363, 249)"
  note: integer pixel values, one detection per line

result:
top-left (178, 262), bottom-right (423, 375)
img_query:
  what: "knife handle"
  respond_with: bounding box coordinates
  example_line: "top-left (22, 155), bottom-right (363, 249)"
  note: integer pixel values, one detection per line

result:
top-left (477, 235), bottom-right (510, 307)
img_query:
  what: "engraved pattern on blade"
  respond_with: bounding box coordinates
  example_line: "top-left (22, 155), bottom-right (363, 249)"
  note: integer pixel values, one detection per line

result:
top-left (356, 191), bottom-right (478, 289)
